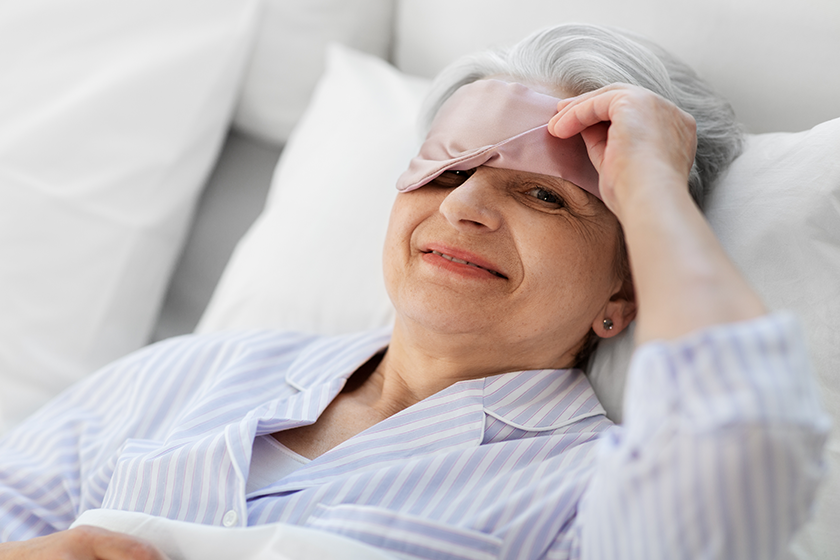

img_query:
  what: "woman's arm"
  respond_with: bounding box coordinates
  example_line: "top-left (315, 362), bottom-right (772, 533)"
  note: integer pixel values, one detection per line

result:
top-left (0, 346), bottom-right (180, 559)
top-left (0, 332), bottom-right (245, 555)
top-left (0, 341), bottom-right (183, 542)
top-left (564, 313), bottom-right (829, 559)
top-left (547, 86), bottom-right (829, 559)
top-left (548, 84), bottom-right (765, 344)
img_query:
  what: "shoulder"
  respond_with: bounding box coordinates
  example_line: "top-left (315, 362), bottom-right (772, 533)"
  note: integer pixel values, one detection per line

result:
top-left (14, 330), bottom-right (326, 425)
top-left (14, 328), bottom-right (392, 441)
top-left (128, 327), bottom-right (393, 387)
top-left (67, 330), bottom-right (315, 393)
top-left (138, 329), bottom-right (324, 373)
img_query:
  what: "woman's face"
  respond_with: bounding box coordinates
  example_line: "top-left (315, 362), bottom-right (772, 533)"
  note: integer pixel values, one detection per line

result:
top-left (383, 166), bottom-right (631, 370)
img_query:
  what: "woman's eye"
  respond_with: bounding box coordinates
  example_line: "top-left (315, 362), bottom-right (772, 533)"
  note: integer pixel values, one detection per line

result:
top-left (527, 187), bottom-right (565, 207)
top-left (430, 169), bottom-right (475, 188)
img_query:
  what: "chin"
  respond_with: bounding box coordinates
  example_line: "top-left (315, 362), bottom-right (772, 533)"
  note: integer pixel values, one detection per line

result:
top-left (391, 291), bottom-right (498, 335)
top-left (400, 306), bottom-right (495, 336)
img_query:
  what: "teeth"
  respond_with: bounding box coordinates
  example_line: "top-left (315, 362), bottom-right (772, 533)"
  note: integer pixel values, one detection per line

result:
top-left (432, 250), bottom-right (474, 266)
top-left (430, 250), bottom-right (503, 277)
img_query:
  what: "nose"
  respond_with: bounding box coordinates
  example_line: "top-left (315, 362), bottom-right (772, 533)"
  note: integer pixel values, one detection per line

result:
top-left (438, 170), bottom-right (503, 232)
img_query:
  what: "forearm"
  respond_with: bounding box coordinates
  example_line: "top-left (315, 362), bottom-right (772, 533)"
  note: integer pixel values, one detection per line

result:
top-left (549, 81), bottom-right (827, 560)
top-left (0, 337), bottom-right (196, 542)
top-left (617, 180), bottom-right (765, 344)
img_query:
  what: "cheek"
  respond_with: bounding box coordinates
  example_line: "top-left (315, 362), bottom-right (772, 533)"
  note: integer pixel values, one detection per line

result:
top-left (382, 203), bottom-right (409, 296)
top-left (518, 223), bottom-right (619, 312)
top-left (383, 189), bottom-right (446, 249)
top-left (381, 191), bottom-right (436, 298)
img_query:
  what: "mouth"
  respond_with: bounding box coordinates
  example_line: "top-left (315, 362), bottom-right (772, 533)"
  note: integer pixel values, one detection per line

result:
top-left (426, 249), bottom-right (507, 279)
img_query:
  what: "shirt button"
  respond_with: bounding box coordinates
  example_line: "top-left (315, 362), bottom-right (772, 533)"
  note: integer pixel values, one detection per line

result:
top-left (222, 510), bottom-right (238, 527)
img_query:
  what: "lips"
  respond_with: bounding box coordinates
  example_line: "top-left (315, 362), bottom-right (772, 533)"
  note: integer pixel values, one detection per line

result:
top-left (422, 246), bottom-right (507, 279)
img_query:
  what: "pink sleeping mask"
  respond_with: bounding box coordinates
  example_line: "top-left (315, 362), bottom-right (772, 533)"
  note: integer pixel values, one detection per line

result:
top-left (396, 79), bottom-right (600, 199)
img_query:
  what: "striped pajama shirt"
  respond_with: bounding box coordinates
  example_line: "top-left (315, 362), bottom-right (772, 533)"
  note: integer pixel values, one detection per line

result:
top-left (0, 313), bottom-right (829, 559)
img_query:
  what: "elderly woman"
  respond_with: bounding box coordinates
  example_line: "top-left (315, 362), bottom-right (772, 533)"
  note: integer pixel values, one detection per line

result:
top-left (0, 23), bottom-right (828, 560)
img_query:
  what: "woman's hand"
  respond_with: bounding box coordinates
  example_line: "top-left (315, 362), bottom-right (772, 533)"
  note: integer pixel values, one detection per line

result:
top-left (549, 84), bottom-right (765, 343)
top-left (0, 526), bottom-right (168, 560)
top-left (547, 84), bottom-right (697, 219)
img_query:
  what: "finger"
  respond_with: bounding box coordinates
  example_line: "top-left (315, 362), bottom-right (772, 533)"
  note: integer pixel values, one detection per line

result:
top-left (548, 96), bottom-right (581, 135)
top-left (548, 83), bottom-right (644, 138)
top-left (553, 95), bottom-right (577, 113)
top-left (578, 121), bottom-right (610, 171)
top-left (548, 89), bottom-right (624, 139)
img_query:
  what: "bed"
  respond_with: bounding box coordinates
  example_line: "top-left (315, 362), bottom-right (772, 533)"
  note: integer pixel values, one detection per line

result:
top-left (1, 0), bottom-right (838, 558)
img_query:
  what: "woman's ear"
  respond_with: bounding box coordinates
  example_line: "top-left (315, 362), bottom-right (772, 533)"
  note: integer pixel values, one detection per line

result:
top-left (593, 285), bottom-right (637, 339)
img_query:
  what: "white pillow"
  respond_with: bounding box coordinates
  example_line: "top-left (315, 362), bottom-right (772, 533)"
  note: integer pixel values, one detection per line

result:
top-left (0, 1), bottom-right (260, 433)
top-left (231, 0), bottom-right (394, 146)
top-left (707, 122), bottom-right (840, 560)
top-left (200, 44), bottom-right (840, 558)
top-left (198, 44), bottom-right (428, 334)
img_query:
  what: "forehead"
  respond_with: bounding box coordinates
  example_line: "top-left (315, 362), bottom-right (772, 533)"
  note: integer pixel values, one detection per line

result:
top-left (396, 79), bottom-right (600, 199)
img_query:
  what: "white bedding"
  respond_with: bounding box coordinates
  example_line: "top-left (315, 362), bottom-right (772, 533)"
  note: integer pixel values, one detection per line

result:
top-left (72, 510), bottom-right (394, 560)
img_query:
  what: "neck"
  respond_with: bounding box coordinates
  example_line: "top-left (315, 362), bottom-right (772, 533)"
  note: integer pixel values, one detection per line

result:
top-left (362, 316), bottom-right (577, 414)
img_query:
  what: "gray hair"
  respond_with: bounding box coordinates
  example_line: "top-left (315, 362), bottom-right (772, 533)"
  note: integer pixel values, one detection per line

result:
top-left (421, 23), bottom-right (744, 207)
